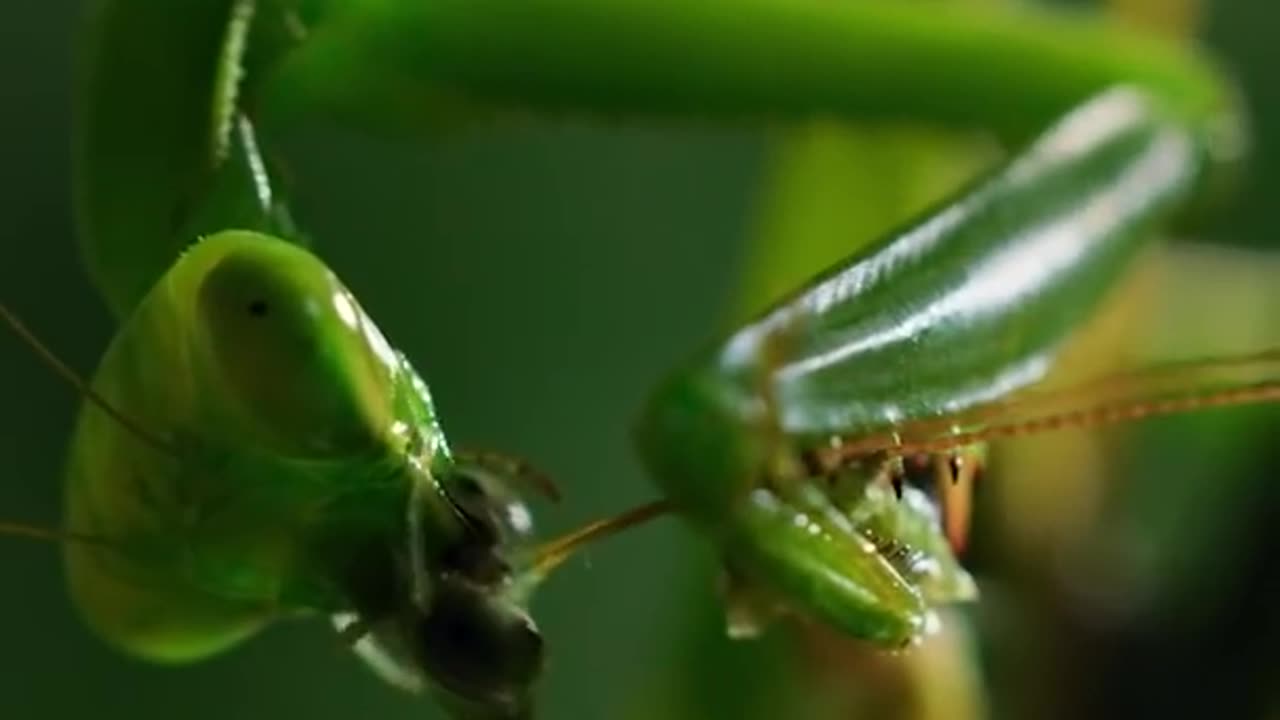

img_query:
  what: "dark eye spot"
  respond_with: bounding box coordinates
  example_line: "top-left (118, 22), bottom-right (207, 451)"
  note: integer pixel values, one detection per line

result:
top-left (247, 300), bottom-right (269, 317)
top-left (455, 473), bottom-right (484, 497)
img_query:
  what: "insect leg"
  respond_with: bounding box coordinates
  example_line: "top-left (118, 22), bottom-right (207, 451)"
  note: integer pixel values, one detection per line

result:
top-left (722, 482), bottom-right (928, 647)
top-left (936, 447), bottom-right (984, 555)
top-left (451, 449), bottom-right (561, 503)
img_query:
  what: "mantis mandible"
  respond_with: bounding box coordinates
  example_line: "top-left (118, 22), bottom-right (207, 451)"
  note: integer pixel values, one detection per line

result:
top-left (1, 2), bottom-right (1276, 719)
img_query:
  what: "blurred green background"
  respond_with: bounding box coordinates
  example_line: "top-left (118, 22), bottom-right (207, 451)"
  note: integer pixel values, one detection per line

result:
top-left (0, 1), bottom-right (1276, 719)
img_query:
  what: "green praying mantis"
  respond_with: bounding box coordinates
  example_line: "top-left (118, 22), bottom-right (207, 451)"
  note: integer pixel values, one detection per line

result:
top-left (2, 1), bottom-right (1279, 718)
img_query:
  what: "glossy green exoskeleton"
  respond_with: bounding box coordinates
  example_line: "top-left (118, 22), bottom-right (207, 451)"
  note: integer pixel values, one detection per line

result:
top-left (636, 87), bottom-right (1222, 646)
top-left (54, 232), bottom-right (549, 717)
top-left (3, 2), bottom-right (1279, 720)
top-left (15, 89), bottom-right (1268, 720)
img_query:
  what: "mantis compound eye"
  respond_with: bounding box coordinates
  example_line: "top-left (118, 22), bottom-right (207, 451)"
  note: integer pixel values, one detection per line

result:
top-left (193, 232), bottom-right (398, 457)
top-left (416, 578), bottom-right (544, 720)
top-left (436, 462), bottom-right (538, 583)
top-left (449, 467), bottom-right (536, 543)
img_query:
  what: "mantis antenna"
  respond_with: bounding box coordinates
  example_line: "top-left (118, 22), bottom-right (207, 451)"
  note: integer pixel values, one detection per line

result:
top-left (454, 449), bottom-right (562, 503)
top-left (0, 302), bottom-right (177, 456)
top-left (530, 499), bottom-right (674, 578)
top-left (0, 521), bottom-right (111, 548)
top-left (0, 302), bottom-right (161, 548)
top-left (819, 349), bottom-right (1280, 462)
top-left (530, 350), bottom-right (1280, 575)
top-left (890, 381), bottom-right (1280, 456)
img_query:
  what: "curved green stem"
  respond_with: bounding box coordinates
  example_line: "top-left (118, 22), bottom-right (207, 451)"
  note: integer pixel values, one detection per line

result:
top-left (262, 0), bottom-right (1239, 157)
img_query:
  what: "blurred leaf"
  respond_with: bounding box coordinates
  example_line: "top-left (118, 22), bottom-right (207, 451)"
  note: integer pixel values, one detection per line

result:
top-left (1081, 246), bottom-right (1279, 619)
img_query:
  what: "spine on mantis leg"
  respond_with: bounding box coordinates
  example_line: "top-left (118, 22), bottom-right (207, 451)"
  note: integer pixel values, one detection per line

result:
top-left (76, 0), bottom-right (303, 319)
top-left (633, 88), bottom-right (1200, 646)
top-left (261, 0), bottom-right (1240, 176)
